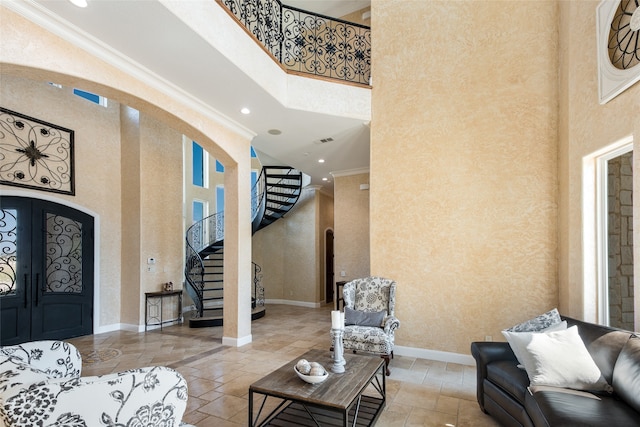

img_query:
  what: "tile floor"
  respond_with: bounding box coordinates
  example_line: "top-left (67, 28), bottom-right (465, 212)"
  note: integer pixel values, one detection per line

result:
top-left (68, 304), bottom-right (500, 427)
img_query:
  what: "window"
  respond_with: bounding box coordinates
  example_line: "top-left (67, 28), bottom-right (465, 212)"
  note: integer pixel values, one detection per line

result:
top-left (605, 150), bottom-right (634, 330)
top-left (583, 136), bottom-right (635, 327)
top-left (216, 186), bottom-right (224, 214)
top-left (73, 88), bottom-right (107, 106)
top-left (192, 142), bottom-right (205, 187)
top-left (193, 200), bottom-right (206, 224)
top-left (215, 160), bottom-right (225, 173)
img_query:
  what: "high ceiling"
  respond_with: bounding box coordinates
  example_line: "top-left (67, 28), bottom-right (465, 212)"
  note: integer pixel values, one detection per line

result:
top-left (15, 0), bottom-right (372, 193)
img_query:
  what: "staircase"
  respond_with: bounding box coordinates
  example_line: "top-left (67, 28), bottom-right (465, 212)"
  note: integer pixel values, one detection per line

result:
top-left (185, 166), bottom-right (303, 327)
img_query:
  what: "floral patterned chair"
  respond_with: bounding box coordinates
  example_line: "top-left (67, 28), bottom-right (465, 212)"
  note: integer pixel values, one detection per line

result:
top-left (0, 340), bottom-right (188, 427)
top-left (341, 276), bottom-right (400, 375)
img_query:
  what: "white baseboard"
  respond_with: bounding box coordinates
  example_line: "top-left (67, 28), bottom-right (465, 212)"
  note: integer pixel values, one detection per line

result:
top-left (223, 334), bottom-right (252, 347)
top-left (94, 323), bottom-right (139, 334)
top-left (265, 299), bottom-right (321, 308)
top-left (94, 319), bottom-right (474, 366)
top-left (94, 321), bottom-right (186, 334)
top-left (394, 345), bottom-right (475, 366)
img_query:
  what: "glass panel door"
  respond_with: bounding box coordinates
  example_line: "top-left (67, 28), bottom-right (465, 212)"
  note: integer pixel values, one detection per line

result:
top-left (0, 197), bottom-right (94, 345)
top-left (45, 213), bottom-right (83, 294)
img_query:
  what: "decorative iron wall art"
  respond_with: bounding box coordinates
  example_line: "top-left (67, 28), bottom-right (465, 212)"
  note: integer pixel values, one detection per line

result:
top-left (0, 107), bottom-right (75, 195)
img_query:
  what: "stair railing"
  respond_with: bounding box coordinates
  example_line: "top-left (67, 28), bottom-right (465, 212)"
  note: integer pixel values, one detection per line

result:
top-left (185, 166), bottom-right (302, 319)
top-left (251, 167), bottom-right (266, 220)
top-left (186, 168), bottom-right (267, 318)
top-left (264, 166), bottom-right (303, 207)
top-left (252, 261), bottom-right (264, 308)
top-left (185, 211), bottom-right (224, 317)
top-left (218, 0), bottom-right (371, 85)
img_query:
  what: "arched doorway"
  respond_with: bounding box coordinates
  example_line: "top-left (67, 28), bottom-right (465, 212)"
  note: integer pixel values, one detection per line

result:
top-left (1, 196), bottom-right (94, 345)
top-left (325, 229), bottom-right (334, 304)
top-left (1, 7), bottom-right (253, 344)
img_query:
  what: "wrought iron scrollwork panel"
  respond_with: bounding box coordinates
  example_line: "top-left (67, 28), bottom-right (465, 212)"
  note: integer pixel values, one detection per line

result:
top-left (221, 0), bottom-right (370, 85)
top-left (608, 0), bottom-right (640, 70)
top-left (0, 108), bottom-right (75, 195)
top-left (253, 262), bottom-right (264, 307)
top-left (46, 213), bottom-right (83, 293)
top-left (0, 208), bottom-right (18, 296)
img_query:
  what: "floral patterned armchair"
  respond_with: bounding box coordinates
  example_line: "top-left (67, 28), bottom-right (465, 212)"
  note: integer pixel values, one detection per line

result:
top-left (341, 276), bottom-right (400, 375)
top-left (0, 340), bottom-right (188, 427)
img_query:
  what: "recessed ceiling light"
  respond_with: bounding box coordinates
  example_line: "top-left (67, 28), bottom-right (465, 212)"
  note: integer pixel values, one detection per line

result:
top-left (68, 0), bottom-right (88, 7)
top-left (318, 159), bottom-right (325, 163)
top-left (240, 107), bottom-right (250, 115)
top-left (268, 129), bottom-right (282, 135)
top-left (322, 177), bottom-right (328, 181)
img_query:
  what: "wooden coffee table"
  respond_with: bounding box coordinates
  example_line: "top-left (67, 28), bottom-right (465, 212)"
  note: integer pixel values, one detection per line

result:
top-left (248, 348), bottom-right (386, 426)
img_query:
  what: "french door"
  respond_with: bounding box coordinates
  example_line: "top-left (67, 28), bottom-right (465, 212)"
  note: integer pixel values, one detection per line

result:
top-left (0, 197), bottom-right (94, 345)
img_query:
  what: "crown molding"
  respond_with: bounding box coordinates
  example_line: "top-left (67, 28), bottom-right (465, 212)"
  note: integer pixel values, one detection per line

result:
top-left (3, 0), bottom-right (256, 141)
top-left (330, 167), bottom-right (370, 177)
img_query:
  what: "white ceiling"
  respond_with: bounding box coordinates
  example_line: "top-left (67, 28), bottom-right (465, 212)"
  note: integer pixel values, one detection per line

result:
top-left (18, 0), bottom-right (372, 193)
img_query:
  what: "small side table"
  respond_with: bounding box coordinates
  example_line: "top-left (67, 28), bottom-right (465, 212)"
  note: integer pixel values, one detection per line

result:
top-left (145, 290), bottom-right (183, 331)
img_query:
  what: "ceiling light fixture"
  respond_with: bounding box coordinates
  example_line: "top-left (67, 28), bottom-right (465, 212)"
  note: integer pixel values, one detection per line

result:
top-left (68, 0), bottom-right (88, 7)
top-left (268, 129), bottom-right (282, 135)
top-left (318, 159), bottom-right (325, 163)
top-left (240, 107), bottom-right (251, 115)
top-left (322, 177), bottom-right (328, 181)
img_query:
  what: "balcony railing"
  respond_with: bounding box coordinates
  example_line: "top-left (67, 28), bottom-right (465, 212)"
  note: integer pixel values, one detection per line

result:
top-left (219, 0), bottom-right (371, 86)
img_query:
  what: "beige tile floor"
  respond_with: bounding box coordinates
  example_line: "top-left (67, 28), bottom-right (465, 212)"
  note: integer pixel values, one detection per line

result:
top-left (68, 304), bottom-right (499, 427)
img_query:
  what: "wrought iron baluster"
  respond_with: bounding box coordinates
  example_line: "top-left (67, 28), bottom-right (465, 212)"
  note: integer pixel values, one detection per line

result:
top-left (219, 0), bottom-right (370, 85)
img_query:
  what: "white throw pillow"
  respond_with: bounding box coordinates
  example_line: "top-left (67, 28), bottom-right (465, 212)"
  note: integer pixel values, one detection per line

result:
top-left (502, 321), bottom-right (568, 367)
top-left (525, 326), bottom-right (611, 391)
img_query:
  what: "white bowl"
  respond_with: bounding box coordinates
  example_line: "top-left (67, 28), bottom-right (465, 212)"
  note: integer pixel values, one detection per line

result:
top-left (294, 365), bottom-right (328, 384)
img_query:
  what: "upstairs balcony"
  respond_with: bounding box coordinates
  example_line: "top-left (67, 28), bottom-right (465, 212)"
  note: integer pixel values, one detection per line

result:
top-left (218, 0), bottom-right (371, 86)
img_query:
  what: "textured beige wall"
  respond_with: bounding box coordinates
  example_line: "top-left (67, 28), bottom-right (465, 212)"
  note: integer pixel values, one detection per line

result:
top-left (252, 187), bottom-right (333, 304)
top-left (334, 173), bottom-right (370, 282)
top-left (252, 219), bottom-right (286, 300)
top-left (120, 106), bottom-right (141, 325)
top-left (139, 114), bottom-right (184, 300)
top-left (371, 0), bottom-right (559, 354)
top-left (285, 189), bottom-right (318, 302)
top-left (558, 1), bottom-right (640, 326)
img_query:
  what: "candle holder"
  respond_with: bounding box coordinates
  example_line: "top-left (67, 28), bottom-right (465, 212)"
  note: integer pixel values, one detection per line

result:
top-left (331, 328), bottom-right (346, 373)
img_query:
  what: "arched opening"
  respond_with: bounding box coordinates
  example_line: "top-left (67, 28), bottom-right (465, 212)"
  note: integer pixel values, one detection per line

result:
top-left (325, 228), bottom-right (335, 304)
top-left (1, 8), bottom-right (254, 344)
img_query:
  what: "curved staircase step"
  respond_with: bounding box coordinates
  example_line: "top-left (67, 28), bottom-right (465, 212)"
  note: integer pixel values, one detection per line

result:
top-left (188, 306), bottom-right (266, 328)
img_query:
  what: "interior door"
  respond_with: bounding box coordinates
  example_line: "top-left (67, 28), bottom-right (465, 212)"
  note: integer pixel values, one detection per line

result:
top-left (0, 197), bottom-right (94, 345)
top-left (325, 229), bottom-right (334, 303)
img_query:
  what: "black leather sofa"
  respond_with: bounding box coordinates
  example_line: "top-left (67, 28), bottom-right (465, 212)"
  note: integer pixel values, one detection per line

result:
top-left (470, 317), bottom-right (640, 427)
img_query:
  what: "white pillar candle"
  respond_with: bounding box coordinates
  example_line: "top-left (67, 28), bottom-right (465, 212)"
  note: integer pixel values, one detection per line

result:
top-left (331, 310), bottom-right (340, 329)
top-left (340, 312), bottom-right (345, 329)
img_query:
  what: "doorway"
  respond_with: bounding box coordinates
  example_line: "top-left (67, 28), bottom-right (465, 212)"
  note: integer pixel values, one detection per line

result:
top-left (607, 151), bottom-right (634, 330)
top-left (325, 229), bottom-right (334, 304)
top-left (0, 197), bottom-right (94, 345)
